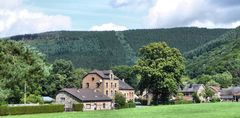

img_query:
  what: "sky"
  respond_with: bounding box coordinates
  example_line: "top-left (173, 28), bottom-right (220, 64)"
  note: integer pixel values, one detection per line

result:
top-left (0, 0), bottom-right (240, 37)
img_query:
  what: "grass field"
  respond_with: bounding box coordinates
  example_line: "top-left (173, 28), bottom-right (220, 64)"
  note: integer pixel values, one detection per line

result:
top-left (3, 103), bottom-right (240, 118)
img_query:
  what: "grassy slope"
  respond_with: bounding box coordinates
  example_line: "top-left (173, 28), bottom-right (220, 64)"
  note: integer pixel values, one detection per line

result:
top-left (7, 28), bottom-right (229, 69)
top-left (3, 103), bottom-right (240, 118)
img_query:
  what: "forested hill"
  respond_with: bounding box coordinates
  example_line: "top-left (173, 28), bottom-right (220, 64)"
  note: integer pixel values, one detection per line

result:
top-left (186, 27), bottom-right (240, 85)
top-left (7, 27), bottom-right (230, 69)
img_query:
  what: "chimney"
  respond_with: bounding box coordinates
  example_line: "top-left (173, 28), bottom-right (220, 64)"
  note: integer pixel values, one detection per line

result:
top-left (122, 79), bottom-right (125, 82)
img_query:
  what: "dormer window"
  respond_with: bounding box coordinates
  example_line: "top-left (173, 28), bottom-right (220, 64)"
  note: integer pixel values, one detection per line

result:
top-left (110, 74), bottom-right (113, 80)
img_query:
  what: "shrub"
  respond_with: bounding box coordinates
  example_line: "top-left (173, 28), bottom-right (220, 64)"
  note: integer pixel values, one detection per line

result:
top-left (210, 97), bottom-right (220, 103)
top-left (125, 100), bottom-right (136, 108)
top-left (0, 104), bottom-right (64, 116)
top-left (114, 93), bottom-right (126, 109)
top-left (73, 103), bottom-right (83, 111)
top-left (192, 92), bottom-right (201, 103)
top-left (0, 106), bottom-right (8, 116)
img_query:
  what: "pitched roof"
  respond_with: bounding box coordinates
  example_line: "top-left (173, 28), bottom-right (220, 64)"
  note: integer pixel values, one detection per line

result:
top-left (87, 70), bottom-right (119, 80)
top-left (60, 88), bottom-right (112, 102)
top-left (119, 80), bottom-right (134, 90)
top-left (179, 84), bottom-right (204, 93)
top-left (220, 87), bottom-right (240, 96)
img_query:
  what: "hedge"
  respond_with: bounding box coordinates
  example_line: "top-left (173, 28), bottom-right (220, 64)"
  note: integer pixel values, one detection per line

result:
top-left (0, 104), bottom-right (64, 116)
top-left (0, 106), bottom-right (8, 116)
top-left (73, 103), bottom-right (83, 111)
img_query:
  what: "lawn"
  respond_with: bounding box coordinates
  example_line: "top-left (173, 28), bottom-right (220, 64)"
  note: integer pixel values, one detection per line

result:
top-left (3, 103), bottom-right (240, 118)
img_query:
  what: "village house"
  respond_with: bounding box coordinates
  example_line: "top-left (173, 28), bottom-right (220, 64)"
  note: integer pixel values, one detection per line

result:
top-left (178, 84), bottom-right (206, 102)
top-left (220, 87), bottom-right (240, 102)
top-left (56, 70), bottom-right (135, 111)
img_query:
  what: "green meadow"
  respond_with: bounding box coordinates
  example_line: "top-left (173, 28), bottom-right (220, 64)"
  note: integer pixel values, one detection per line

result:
top-left (3, 103), bottom-right (240, 118)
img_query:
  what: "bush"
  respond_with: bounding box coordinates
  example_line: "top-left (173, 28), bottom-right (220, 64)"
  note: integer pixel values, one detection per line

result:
top-left (125, 100), bottom-right (136, 108)
top-left (0, 106), bottom-right (8, 116)
top-left (192, 92), bottom-right (201, 103)
top-left (210, 97), bottom-right (220, 103)
top-left (0, 104), bottom-right (64, 116)
top-left (114, 93), bottom-right (126, 109)
top-left (73, 103), bottom-right (83, 111)
top-left (175, 100), bottom-right (192, 104)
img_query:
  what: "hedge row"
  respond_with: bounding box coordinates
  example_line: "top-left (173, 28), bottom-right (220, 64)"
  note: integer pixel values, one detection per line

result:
top-left (73, 103), bottom-right (83, 111)
top-left (0, 104), bottom-right (64, 116)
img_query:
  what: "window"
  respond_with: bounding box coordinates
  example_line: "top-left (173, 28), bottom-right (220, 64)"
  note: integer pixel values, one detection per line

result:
top-left (106, 90), bottom-right (108, 96)
top-left (86, 104), bottom-right (91, 109)
top-left (111, 90), bottom-right (113, 96)
top-left (103, 103), bottom-right (106, 108)
top-left (92, 77), bottom-right (95, 81)
top-left (86, 83), bottom-right (89, 88)
top-left (115, 83), bottom-right (117, 88)
top-left (106, 82), bottom-right (108, 88)
top-left (96, 82), bottom-right (100, 88)
top-left (111, 83), bottom-right (113, 88)
top-left (60, 97), bottom-right (65, 102)
top-left (110, 74), bottom-right (113, 80)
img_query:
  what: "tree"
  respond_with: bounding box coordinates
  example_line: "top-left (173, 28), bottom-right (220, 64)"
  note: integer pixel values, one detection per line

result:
top-left (73, 68), bottom-right (89, 88)
top-left (43, 59), bottom-right (76, 97)
top-left (0, 40), bottom-right (50, 103)
top-left (112, 65), bottom-right (139, 89)
top-left (0, 87), bottom-right (9, 105)
top-left (212, 72), bottom-right (232, 88)
top-left (20, 94), bottom-right (43, 104)
top-left (114, 93), bottom-right (126, 109)
top-left (134, 42), bottom-right (185, 104)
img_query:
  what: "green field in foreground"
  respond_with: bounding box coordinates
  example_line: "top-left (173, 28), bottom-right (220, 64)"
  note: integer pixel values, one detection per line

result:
top-left (3, 103), bottom-right (240, 118)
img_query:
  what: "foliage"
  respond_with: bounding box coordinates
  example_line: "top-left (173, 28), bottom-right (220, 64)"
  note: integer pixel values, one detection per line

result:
top-left (8, 28), bottom-right (229, 69)
top-left (192, 93), bottom-right (201, 103)
top-left (112, 65), bottom-right (139, 89)
top-left (125, 100), bottom-right (136, 108)
top-left (114, 93), bottom-right (126, 109)
top-left (186, 27), bottom-right (240, 86)
top-left (43, 59), bottom-right (79, 97)
top-left (135, 42), bottom-right (185, 104)
top-left (204, 87), bottom-right (215, 100)
top-left (0, 88), bottom-right (9, 106)
top-left (73, 68), bottom-right (89, 88)
top-left (73, 103), bottom-right (83, 111)
top-left (195, 72), bottom-right (232, 88)
top-left (0, 104), bottom-right (64, 116)
top-left (20, 94), bottom-right (43, 104)
top-left (0, 40), bottom-right (50, 103)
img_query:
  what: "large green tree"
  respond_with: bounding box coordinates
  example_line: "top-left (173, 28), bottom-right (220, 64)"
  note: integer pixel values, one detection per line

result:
top-left (0, 40), bottom-right (50, 103)
top-left (135, 42), bottom-right (185, 104)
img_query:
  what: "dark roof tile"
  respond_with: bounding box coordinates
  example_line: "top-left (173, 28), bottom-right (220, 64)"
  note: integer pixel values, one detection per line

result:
top-left (60, 88), bottom-right (112, 102)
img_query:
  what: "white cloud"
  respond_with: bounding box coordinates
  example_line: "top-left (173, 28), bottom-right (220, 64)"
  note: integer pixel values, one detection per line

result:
top-left (145, 0), bottom-right (240, 28)
top-left (0, 0), bottom-right (72, 37)
top-left (90, 23), bottom-right (128, 31)
top-left (110, 0), bottom-right (130, 8)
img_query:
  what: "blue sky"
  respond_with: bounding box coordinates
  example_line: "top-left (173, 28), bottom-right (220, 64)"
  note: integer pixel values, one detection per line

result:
top-left (0, 0), bottom-right (240, 37)
top-left (24, 0), bottom-right (144, 30)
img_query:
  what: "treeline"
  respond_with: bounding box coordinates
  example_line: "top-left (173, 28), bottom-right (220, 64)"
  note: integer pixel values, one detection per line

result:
top-left (8, 27), bottom-right (229, 69)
